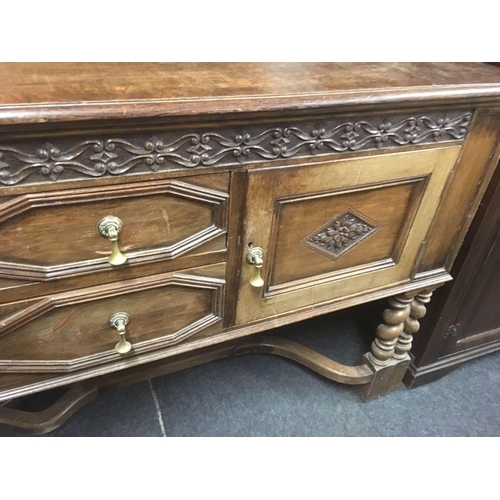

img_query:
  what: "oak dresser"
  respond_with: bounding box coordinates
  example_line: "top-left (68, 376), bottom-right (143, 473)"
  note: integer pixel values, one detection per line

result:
top-left (1, 63), bottom-right (500, 434)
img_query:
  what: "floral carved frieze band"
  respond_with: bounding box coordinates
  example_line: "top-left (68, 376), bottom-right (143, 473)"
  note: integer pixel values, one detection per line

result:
top-left (0, 111), bottom-right (472, 185)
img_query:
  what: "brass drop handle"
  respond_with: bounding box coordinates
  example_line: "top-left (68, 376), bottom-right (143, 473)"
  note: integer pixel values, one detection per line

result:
top-left (246, 246), bottom-right (265, 288)
top-left (97, 216), bottom-right (127, 266)
top-left (108, 312), bottom-right (132, 354)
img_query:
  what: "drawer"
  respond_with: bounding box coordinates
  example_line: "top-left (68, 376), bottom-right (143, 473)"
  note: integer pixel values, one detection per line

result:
top-left (0, 262), bottom-right (225, 374)
top-left (236, 146), bottom-right (462, 324)
top-left (0, 174), bottom-right (229, 292)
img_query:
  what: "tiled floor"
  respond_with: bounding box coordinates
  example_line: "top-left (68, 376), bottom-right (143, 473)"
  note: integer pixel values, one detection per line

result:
top-left (2, 310), bottom-right (500, 437)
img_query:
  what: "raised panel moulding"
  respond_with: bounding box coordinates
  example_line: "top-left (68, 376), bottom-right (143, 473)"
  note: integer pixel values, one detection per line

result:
top-left (301, 208), bottom-right (381, 260)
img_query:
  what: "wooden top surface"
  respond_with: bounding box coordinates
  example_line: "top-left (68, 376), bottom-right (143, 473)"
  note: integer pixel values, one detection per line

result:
top-left (1, 62), bottom-right (499, 125)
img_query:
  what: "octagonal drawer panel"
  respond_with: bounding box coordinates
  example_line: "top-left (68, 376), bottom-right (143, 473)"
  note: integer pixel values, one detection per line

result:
top-left (0, 263), bottom-right (225, 373)
top-left (0, 174), bottom-right (229, 284)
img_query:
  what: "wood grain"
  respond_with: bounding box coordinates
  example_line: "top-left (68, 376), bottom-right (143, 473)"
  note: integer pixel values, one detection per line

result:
top-left (0, 384), bottom-right (98, 435)
top-left (416, 112), bottom-right (500, 273)
top-left (0, 239), bottom-right (226, 305)
top-left (0, 110), bottom-right (472, 187)
top-left (1, 63), bottom-right (499, 427)
top-left (0, 269), bottom-right (453, 403)
top-left (0, 174), bottom-right (229, 295)
top-left (405, 154), bottom-right (500, 387)
top-left (0, 333), bottom-right (374, 435)
top-left (0, 263), bottom-right (225, 373)
top-left (0, 63), bottom-right (498, 124)
top-left (236, 146), bottom-right (461, 324)
top-left (269, 179), bottom-right (425, 287)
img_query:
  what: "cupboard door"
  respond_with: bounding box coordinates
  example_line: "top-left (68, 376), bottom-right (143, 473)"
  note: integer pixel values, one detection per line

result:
top-left (236, 147), bottom-right (461, 325)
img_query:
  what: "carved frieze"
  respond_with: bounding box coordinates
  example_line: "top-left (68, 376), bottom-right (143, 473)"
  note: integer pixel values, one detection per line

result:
top-left (0, 111), bottom-right (472, 185)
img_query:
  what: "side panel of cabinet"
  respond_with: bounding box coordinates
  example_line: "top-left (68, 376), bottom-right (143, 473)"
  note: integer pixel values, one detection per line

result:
top-left (404, 156), bottom-right (500, 387)
top-left (417, 113), bottom-right (500, 273)
top-left (419, 159), bottom-right (500, 361)
top-left (441, 155), bottom-right (500, 354)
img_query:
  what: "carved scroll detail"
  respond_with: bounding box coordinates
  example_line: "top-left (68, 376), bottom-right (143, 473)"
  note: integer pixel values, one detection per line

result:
top-left (0, 111), bottom-right (472, 185)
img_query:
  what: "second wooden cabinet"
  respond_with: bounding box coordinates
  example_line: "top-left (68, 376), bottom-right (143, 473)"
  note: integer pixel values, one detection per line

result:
top-left (405, 159), bottom-right (500, 386)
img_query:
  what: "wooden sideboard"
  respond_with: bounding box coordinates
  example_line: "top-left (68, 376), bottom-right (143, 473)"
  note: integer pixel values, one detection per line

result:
top-left (1, 63), bottom-right (500, 434)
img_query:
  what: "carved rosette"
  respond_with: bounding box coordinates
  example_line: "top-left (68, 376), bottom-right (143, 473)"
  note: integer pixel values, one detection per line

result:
top-left (0, 111), bottom-right (472, 186)
top-left (301, 208), bottom-right (380, 259)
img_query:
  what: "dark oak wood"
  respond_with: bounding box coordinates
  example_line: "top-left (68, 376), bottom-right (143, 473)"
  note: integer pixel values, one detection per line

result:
top-left (0, 241), bottom-right (226, 305)
top-left (395, 289), bottom-right (434, 360)
top-left (0, 110), bottom-right (472, 187)
top-left (359, 287), bottom-right (436, 401)
top-left (223, 170), bottom-right (247, 329)
top-left (0, 63), bottom-right (499, 433)
top-left (416, 112), bottom-right (500, 274)
top-left (0, 270), bottom-right (451, 403)
top-left (270, 178), bottom-right (425, 286)
top-left (359, 356), bottom-right (411, 403)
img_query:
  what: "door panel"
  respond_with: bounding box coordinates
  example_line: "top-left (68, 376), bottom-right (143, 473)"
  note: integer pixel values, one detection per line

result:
top-left (269, 179), bottom-right (425, 289)
top-left (236, 147), bottom-right (461, 325)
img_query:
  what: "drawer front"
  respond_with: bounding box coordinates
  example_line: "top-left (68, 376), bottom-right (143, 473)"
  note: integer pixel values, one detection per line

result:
top-left (0, 174), bottom-right (229, 288)
top-left (236, 147), bottom-right (461, 324)
top-left (0, 263), bottom-right (225, 373)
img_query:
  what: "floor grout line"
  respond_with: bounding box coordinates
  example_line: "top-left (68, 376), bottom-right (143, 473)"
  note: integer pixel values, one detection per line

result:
top-left (148, 380), bottom-right (167, 437)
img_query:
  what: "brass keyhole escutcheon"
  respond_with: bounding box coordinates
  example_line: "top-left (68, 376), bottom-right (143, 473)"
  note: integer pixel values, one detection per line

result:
top-left (108, 312), bottom-right (132, 354)
top-left (246, 246), bottom-right (265, 288)
top-left (97, 216), bottom-right (128, 266)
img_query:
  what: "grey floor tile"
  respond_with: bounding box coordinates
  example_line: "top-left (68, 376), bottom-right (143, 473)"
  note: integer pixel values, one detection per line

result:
top-left (491, 350), bottom-right (500, 368)
top-left (0, 381), bottom-right (163, 437)
top-left (151, 311), bottom-right (378, 436)
top-left (152, 352), bottom-right (379, 437)
top-left (360, 351), bottom-right (500, 437)
top-left (427, 352), bottom-right (500, 437)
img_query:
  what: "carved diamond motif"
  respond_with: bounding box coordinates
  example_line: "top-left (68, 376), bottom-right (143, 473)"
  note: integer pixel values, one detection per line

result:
top-left (301, 208), bottom-right (380, 259)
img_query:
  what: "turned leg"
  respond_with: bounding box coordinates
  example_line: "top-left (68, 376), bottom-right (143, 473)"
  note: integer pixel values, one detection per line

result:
top-left (359, 292), bottom-right (416, 402)
top-left (368, 294), bottom-right (414, 366)
top-left (394, 289), bottom-right (434, 360)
